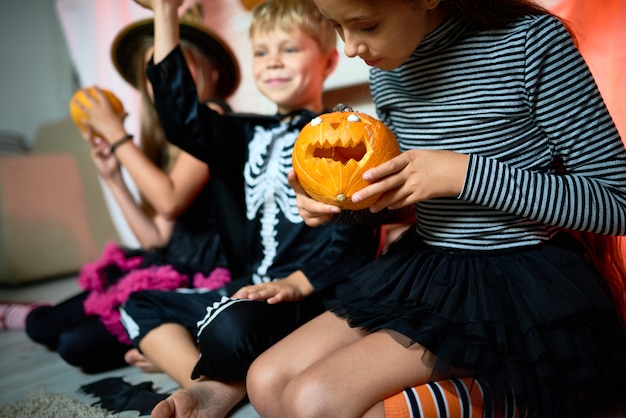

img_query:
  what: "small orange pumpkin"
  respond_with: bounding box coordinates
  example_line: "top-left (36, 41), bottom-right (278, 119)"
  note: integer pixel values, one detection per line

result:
top-left (292, 110), bottom-right (400, 210)
top-left (69, 87), bottom-right (125, 138)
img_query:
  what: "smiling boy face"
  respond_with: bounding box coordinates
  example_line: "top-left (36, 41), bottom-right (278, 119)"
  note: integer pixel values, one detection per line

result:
top-left (251, 26), bottom-right (337, 115)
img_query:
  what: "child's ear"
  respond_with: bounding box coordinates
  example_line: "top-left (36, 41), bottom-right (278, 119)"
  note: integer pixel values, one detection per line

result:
top-left (425, 0), bottom-right (441, 10)
top-left (323, 49), bottom-right (340, 78)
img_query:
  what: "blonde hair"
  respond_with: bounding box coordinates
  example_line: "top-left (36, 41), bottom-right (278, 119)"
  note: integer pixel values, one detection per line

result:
top-left (249, 0), bottom-right (336, 54)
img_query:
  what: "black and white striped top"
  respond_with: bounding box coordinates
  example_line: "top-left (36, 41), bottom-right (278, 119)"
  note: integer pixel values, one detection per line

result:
top-left (370, 14), bottom-right (626, 250)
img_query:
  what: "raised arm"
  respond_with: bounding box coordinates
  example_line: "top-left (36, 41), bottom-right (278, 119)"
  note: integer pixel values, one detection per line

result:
top-left (134, 0), bottom-right (182, 64)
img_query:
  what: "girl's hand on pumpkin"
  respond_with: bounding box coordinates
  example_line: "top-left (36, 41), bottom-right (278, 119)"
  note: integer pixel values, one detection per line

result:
top-left (288, 170), bottom-right (341, 227)
top-left (231, 271), bottom-right (313, 304)
top-left (76, 87), bottom-right (128, 146)
top-left (352, 149), bottom-right (469, 212)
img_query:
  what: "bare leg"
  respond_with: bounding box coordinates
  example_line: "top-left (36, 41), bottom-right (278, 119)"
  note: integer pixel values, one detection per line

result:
top-left (248, 311), bottom-right (438, 418)
top-left (248, 311), bottom-right (368, 417)
top-left (151, 379), bottom-right (246, 418)
top-left (124, 348), bottom-right (162, 373)
top-left (139, 323), bottom-right (201, 389)
top-left (362, 402), bottom-right (385, 418)
top-left (284, 331), bottom-right (434, 417)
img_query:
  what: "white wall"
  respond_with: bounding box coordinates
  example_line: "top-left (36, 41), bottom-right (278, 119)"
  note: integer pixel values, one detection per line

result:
top-left (0, 0), bottom-right (144, 247)
top-left (0, 0), bottom-right (77, 147)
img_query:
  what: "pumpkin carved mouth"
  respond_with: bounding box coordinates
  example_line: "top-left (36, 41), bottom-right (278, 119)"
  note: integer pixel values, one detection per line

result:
top-left (311, 142), bottom-right (367, 165)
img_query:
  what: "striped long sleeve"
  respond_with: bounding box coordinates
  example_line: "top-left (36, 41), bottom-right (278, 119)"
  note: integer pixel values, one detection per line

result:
top-left (371, 14), bottom-right (626, 250)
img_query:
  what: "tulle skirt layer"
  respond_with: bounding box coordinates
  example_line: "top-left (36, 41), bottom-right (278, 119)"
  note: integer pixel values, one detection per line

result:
top-left (327, 231), bottom-right (626, 417)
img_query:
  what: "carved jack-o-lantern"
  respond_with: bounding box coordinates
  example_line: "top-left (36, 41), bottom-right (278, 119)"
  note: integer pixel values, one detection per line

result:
top-left (69, 87), bottom-right (125, 139)
top-left (292, 109), bottom-right (400, 210)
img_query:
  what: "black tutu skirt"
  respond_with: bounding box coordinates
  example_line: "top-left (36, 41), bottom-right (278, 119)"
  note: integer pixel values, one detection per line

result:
top-left (327, 229), bottom-right (626, 417)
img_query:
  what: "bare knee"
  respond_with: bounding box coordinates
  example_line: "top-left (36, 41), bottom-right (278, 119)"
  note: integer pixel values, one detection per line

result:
top-left (247, 356), bottom-right (285, 417)
top-left (281, 376), bottom-right (339, 418)
top-left (247, 355), bottom-right (333, 418)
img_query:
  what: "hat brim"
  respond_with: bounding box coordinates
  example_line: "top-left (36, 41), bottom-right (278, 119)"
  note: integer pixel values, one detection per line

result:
top-left (111, 18), bottom-right (240, 99)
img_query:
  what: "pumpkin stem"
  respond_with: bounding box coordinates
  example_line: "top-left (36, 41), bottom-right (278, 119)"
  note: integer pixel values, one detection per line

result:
top-left (336, 194), bottom-right (346, 202)
top-left (333, 103), bottom-right (354, 112)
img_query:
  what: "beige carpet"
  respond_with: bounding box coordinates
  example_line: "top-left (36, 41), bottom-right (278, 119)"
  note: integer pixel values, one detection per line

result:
top-left (0, 391), bottom-right (120, 418)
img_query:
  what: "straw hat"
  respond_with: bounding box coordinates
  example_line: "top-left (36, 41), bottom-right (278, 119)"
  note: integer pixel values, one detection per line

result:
top-left (110, 4), bottom-right (240, 98)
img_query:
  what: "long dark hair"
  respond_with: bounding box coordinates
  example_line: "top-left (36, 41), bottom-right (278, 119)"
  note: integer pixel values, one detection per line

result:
top-left (574, 231), bottom-right (626, 326)
top-left (439, 0), bottom-right (575, 41)
top-left (439, 0), bottom-right (551, 29)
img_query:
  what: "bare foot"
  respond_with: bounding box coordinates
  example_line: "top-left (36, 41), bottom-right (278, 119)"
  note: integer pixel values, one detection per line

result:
top-left (151, 379), bottom-right (246, 418)
top-left (125, 348), bottom-right (162, 373)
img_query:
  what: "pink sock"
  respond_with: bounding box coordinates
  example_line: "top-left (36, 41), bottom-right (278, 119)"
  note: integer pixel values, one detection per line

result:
top-left (0, 302), bottom-right (47, 331)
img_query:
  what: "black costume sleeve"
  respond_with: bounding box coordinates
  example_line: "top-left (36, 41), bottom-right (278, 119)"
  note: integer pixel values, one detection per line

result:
top-left (146, 46), bottom-right (248, 178)
top-left (146, 46), bottom-right (252, 278)
top-left (331, 207), bottom-right (415, 225)
top-left (298, 223), bottom-right (380, 293)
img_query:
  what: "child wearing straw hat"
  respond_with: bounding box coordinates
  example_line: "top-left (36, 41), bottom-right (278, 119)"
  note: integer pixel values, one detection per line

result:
top-left (22, 6), bottom-right (241, 377)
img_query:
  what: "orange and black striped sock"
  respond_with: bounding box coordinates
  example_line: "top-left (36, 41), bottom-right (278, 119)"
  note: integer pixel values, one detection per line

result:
top-left (384, 377), bottom-right (537, 418)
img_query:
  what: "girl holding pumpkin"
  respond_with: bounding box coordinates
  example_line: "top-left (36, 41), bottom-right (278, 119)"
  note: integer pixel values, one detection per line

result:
top-left (118, 0), bottom-right (385, 416)
top-left (246, 0), bottom-right (626, 417)
top-left (23, 10), bottom-right (237, 374)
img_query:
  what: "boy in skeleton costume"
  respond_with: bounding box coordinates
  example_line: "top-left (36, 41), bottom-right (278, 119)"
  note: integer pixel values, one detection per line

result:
top-left (120, 0), bottom-right (383, 416)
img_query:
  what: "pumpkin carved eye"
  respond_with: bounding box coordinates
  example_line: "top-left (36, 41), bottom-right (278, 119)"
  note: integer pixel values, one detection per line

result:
top-left (292, 109), bottom-right (400, 210)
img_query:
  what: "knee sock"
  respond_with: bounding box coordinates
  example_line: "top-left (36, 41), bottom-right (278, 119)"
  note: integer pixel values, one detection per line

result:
top-left (384, 377), bottom-right (536, 418)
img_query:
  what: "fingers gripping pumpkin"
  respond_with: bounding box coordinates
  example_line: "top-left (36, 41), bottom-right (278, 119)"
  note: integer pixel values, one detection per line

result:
top-left (292, 110), bottom-right (400, 210)
top-left (69, 87), bottom-right (125, 139)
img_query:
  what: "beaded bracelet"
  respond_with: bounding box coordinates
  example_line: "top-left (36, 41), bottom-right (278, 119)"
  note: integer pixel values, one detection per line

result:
top-left (110, 134), bottom-right (134, 154)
